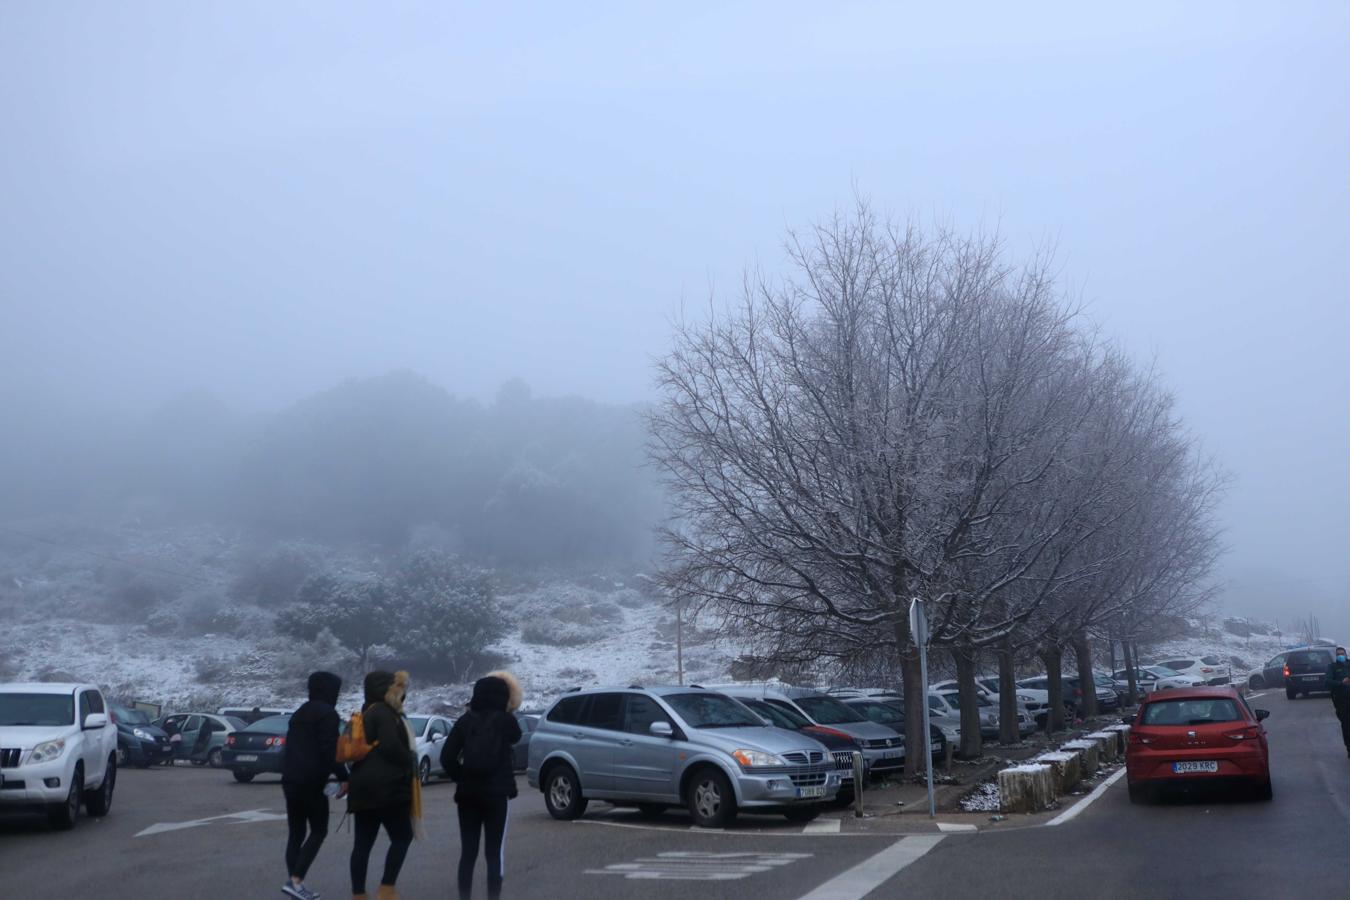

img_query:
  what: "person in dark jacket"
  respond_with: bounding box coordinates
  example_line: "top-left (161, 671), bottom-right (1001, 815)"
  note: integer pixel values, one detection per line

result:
top-left (1326, 647), bottom-right (1350, 758)
top-left (442, 670), bottom-right (523, 900)
top-left (281, 671), bottom-right (349, 900)
top-left (348, 670), bottom-right (417, 900)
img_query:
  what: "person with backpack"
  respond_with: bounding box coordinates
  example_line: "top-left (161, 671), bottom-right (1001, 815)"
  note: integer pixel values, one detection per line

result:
top-left (441, 670), bottom-right (523, 900)
top-left (280, 671), bottom-right (349, 900)
top-left (347, 670), bottom-right (418, 900)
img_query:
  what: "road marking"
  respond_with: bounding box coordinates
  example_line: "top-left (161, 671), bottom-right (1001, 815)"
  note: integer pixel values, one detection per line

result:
top-left (795, 835), bottom-right (943, 900)
top-left (1046, 767), bottom-right (1128, 827)
top-left (803, 818), bottom-right (842, 834)
top-left (586, 851), bottom-right (812, 881)
top-left (135, 808), bottom-right (287, 837)
top-left (1248, 692), bottom-right (1268, 700)
top-left (936, 823), bottom-right (977, 833)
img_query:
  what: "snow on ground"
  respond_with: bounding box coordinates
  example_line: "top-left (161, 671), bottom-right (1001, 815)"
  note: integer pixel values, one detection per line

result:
top-left (960, 781), bottom-right (1001, 812)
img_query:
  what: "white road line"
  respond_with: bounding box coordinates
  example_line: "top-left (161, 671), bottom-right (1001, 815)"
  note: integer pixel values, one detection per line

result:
top-left (795, 835), bottom-right (944, 900)
top-left (1046, 767), bottom-right (1127, 827)
top-left (803, 818), bottom-right (842, 834)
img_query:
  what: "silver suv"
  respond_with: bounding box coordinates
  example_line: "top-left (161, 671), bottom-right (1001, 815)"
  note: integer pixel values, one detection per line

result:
top-left (526, 686), bottom-right (840, 827)
top-left (713, 684), bottom-right (906, 775)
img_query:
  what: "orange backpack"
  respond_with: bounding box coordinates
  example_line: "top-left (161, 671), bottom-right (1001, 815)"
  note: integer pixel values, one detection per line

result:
top-left (337, 711), bottom-right (378, 764)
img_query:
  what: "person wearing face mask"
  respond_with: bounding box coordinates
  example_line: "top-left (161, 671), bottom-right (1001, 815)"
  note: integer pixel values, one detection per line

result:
top-left (1326, 647), bottom-right (1350, 758)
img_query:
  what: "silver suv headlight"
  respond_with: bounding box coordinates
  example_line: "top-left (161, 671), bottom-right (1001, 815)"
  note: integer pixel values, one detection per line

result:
top-left (732, 749), bottom-right (787, 768)
top-left (28, 739), bottom-right (66, 765)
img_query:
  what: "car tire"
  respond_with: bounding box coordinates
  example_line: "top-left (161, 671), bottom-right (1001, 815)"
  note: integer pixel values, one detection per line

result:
top-left (1254, 777), bottom-right (1274, 802)
top-left (783, 806), bottom-right (821, 824)
top-left (543, 765), bottom-right (588, 821)
top-left (1127, 781), bottom-right (1149, 805)
top-left (208, 749), bottom-right (223, 768)
top-left (1248, 675), bottom-right (1264, 691)
top-left (419, 757), bottom-right (432, 786)
top-left (116, 746), bottom-right (127, 766)
top-left (1286, 688), bottom-right (1297, 700)
top-left (687, 767), bottom-right (737, 828)
top-left (48, 768), bottom-right (83, 830)
top-left (636, 803), bottom-right (666, 817)
top-left (232, 771), bottom-right (255, 783)
top-left (85, 755), bottom-right (116, 817)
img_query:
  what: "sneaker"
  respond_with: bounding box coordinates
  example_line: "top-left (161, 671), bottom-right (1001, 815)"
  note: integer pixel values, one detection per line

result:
top-left (281, 885), bottom-right (320, 900)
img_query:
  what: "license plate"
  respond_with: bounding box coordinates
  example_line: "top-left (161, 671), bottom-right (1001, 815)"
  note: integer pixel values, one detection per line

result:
top-left (796, 785), bottom-right (826, 799)
top-left (1173, 761), bottom-right (1218, 774)
top-left (881, 751), bottom-right (903, 759)
top-left (235, 754), bottom-right (258, 763)
top-left (1302, 676), bottom-right (1320, 682)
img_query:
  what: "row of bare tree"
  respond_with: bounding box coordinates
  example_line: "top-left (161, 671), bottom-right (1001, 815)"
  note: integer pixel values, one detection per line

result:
top-left (647, 204), bottom-right (1225, 771)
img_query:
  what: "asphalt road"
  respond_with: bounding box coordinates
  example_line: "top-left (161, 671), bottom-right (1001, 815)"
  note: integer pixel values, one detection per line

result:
top-left (1, 691), bottom-right (1345, 899)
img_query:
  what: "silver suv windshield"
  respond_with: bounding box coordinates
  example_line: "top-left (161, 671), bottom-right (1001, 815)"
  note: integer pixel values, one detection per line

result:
top-left (795, 695), bottom-right (867, 724)
top-left (663, 693), bottom-right (762, 728)
top-left (0, 693), bottom-right (75, 726)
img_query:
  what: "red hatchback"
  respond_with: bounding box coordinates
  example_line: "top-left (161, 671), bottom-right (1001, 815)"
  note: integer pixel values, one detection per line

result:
top-left (1125, 686), bottom-right (1272, 803)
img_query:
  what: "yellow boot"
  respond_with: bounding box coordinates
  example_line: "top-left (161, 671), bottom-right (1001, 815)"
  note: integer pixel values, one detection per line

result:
top-left (376, 887), bottom-right (399, 900)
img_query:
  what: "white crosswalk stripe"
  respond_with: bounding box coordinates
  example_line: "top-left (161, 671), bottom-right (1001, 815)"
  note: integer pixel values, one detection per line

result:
top-left (585, 851), bottom-right (813, 881)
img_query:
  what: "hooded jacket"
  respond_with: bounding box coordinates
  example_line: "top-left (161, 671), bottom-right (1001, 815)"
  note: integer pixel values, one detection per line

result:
top-left (282, 671), bottom-right (348, 787)
top-left (1326, 658), bottom-right (1350, 701)
top-left (441, 671), bottom-right (523, 801)
top-left (347, 670), bottom-right (417, 812)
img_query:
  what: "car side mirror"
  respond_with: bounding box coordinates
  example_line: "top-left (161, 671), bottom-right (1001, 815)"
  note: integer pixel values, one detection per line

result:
top-left (1255, 709), bottom-right (1270, 721)
top-left (649, 721), bottom-right (674, 738)
top-left (83, 713), bottom-right (109, 730)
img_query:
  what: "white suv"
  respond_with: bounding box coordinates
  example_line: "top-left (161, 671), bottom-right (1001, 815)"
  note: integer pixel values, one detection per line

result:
top-left (0, 683), bottom-right (119, 829)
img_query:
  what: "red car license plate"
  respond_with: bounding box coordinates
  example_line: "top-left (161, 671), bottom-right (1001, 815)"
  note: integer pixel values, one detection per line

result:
top-left (1173, 761), bottom-right (1218, 774)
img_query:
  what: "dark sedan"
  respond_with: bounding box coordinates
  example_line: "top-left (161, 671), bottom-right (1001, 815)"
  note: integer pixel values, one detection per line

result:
top-left (109, 704), bottom-right (175, 768)
top-left (840, 697), bottom-right (949, 760)
top-left (221, 714), bottom-right (291, 782)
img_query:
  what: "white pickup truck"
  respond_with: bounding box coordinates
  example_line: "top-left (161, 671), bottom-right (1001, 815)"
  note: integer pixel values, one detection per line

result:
top-left (0, 682), bottom-right (119, 829)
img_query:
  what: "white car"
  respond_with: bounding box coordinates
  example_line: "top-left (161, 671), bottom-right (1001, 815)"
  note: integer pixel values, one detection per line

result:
top-left (1152, 656), bottom-right (1230, 686)
top-left (0, 682), bottom-right (119, 829)
top-left (933, 677), bottom-right (1051, 722)
top-left (1112, 666), bottom-right (1203, 694)
top-left (408, 714), bottom-right (456, 785)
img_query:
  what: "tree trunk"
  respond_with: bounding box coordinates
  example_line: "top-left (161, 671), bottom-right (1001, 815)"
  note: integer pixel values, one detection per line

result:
top-left (1122, 640), bottom-right (1139, 707)
top-left (1041, 645), bottom-right (1066, 733)
top-left (997, 640), bottom-right (1019, 745)
top-left (896, 624), bottom-right (926, 778)
top-left (1073, 633), bottom-right (1099, 720)
top-left (954, 647), bottom-right (983, 759)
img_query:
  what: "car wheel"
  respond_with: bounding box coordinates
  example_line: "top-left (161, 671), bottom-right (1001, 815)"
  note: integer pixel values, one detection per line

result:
top-left (208, 749), bottom-right (223, 769)
top-left (1285, 688), bottom-right (1297, 700)
top-left (116, 746), bottom-right (127, 766)
top-left (1254, 777), bottom-right (1274, 802)
top-left (543, 765), bottom-right (588, 820)
top-left (85, 755), bottom-right (116, 817)
top-left (419, 757), bottom-right (432, 786)
top-left (232, 771), bottom-right (255, 783)
top-left (784, 806), bottom-right (821, 824)
top-left (687, 768), bottom-right (737, 828)
top-left (1248, 675), bottom-right (1264, 691)
top-left (48, 768), bottom-right (83, 830)
top-left (1127, 781), bottom-right (1149, 805)
top-left (636, 803), bottom-right (666, 817)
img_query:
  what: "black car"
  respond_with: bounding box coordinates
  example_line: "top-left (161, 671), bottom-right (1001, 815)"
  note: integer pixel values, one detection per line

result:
top-left (1285, 648), bottom-right (1336, 699)
top-left (221, 714), bottom-right (291, 782)
top-left (109, 704), bottom-right (174, 768)
top-left (740, 698), bottom-right (863, 800)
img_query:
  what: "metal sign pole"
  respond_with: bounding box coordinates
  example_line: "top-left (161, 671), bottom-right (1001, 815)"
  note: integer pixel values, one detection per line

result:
top-left (910, 598), bottom-right (936, 818)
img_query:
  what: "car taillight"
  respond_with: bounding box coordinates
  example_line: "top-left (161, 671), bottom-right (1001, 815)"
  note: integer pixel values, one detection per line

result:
top-left (1283, 665), bottom-right (1291, 677)
top-left (264, 736), bottom-right (285, 748)
top-left (226, 735), bottom-right (236, 746)
top-left (1225, 726), bottom-right (1260, 742)
top-left (1201, 667), bottom-right (1213, 673)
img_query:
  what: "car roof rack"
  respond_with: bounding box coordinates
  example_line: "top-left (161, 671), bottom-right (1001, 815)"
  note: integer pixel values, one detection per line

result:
top-left (628, 683), bottom-right (644, 689)
top-left (564, 686), bottom-right (582, 693)
top-left (689, 684), bottom-right (706, 689)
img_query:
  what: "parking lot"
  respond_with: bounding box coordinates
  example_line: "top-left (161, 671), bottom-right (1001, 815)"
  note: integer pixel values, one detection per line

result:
top-left (3, 690), bottom-right (1348, 899)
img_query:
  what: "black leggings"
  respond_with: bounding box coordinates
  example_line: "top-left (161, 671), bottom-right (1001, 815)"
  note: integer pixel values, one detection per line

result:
top-left (1335, 698), bottom-right (1350, 752)
top-left (457, 795), bottom-right (509, 899)
top-left (283, 783), bottom-right (329, 881)
top-left (350, 806), bottom-right (413, 893)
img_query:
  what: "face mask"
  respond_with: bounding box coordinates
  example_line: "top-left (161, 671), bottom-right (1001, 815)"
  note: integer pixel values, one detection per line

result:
top-left (1338, 655), bottom-right (1347, 663)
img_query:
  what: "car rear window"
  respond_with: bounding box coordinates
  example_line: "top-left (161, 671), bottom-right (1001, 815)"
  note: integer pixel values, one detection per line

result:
top-left (1142, 699), bottom-right (1242, 726)
top-left (1200, 656), bottom-right (1223, 666)
top-left (1288, 650), bottom-right (1332, 667)
top-left (243, 715), bottom-right (291, 733)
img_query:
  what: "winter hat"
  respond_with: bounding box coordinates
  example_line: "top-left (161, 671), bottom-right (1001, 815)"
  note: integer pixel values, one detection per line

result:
top-left (307, 671), bottom-right (342, 706)
top-left (364, 670), bottom-right (395, 706)
top-left (470, 671), bottom-right (522, 713)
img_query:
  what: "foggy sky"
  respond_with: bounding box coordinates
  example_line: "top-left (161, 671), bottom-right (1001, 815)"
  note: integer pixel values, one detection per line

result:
top-left (2, 3), bottom-right (1347, 636)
